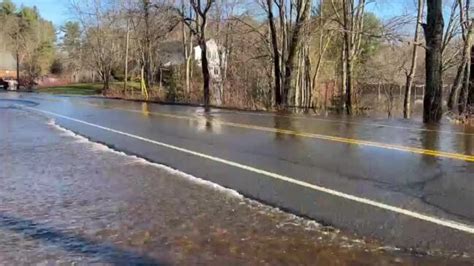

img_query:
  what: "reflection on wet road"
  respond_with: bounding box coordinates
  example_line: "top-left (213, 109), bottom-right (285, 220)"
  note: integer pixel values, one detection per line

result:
top-left (65, 101), bottom-right (474, 161)
top-left (77, 98), bottom-right (474, 151)
top-left (1, 93), bottom-right (474, 259)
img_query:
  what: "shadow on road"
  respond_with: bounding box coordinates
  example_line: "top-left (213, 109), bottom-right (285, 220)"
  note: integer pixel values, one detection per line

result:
top-left (0, 213), bottom-right (165, 265)
top-left (0, 98), bottom-right (39, 109)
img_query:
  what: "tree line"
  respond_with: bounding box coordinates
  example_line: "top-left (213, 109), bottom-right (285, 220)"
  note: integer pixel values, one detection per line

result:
top-left (1, 0), bottom-right (473, 123)
top-left (0, 0), bottom-right (56, 86)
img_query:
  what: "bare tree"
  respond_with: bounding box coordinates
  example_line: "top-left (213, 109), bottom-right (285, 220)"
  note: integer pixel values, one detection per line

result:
top-left (71, 0), bottom-right (122, 92)
top-left (124, 20), bottom-right (130, 93)
top-left (126, 0), bottom-right (179, 98)
top-left (403, 0), bottom-right (424, 119)
top-left (331, 0), bottom-right (368, 114)
top-left (423, 0), bottom-right (444, 123)
top-left (448, 0), bottom-right (474, 114)
top-left (181, 0), bottom-right (215, 109)
top-left (311, 0), bottom-right (334, 109)
top-left (143, 0), bottom-right (152, 88)
top-left (181, 0), bottom-right (193, 95)
top-left (264, 0), bottom-right (283, 107)
top-left (441, 0), bottom-right (461, 73)
top-left (209, 0), bottom-right (238, 105)
top-left (261, 0), bottom-right (311, 108)
top-left (283, 0), bottom-right (312, 106)
top-left (62, 0), bottom-right (469, 119)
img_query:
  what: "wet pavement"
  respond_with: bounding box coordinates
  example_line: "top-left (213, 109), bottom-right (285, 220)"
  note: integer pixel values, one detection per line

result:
top-left (1, 92), bottom-right (474, 261)
top-left (2, 107), bottom-right (469, 264)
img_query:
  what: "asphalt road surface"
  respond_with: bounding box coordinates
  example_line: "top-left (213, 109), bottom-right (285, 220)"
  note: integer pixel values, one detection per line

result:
top-left (4, 105), bottom-right (466, 264)
top-left (1, 92), bottom-right (473, 258)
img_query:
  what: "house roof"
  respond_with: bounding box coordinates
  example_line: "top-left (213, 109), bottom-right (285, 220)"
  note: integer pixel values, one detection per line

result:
top-left (194, 39), bottom-right (219, 50)
top-left (157, 41), bottom-right (185, 66)
top-left (0, 51), bottom-right (16, 70)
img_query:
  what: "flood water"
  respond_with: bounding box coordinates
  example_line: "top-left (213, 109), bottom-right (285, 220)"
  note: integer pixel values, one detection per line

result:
top-left (0, 102), bottom-right (472, 264)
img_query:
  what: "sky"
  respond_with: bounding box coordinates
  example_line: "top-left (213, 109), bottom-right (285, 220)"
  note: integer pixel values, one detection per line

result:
top-left (12, 0), bottom-right (70, 26)
top-left (11, 0), bottom-right (418, 27)
top-left (8, 0), bottom-right (445, 30)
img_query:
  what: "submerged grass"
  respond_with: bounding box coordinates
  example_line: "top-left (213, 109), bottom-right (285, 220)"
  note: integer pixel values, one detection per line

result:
top-left (37, 82), bottom-right (141, 96)
top-left (37, 83), bottom-right (103, 95)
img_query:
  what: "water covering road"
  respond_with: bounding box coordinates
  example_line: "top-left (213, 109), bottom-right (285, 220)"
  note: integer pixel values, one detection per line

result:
top-left (1, 92), bottom-right (474, 260)
top-left (3, 104), bottom-right (465, 264)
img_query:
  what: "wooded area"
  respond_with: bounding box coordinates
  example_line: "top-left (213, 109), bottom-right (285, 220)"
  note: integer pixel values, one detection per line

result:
top-left (0, 0), bottom-right (55, 86)
top-left (1, 0), bottom-right (474, 123)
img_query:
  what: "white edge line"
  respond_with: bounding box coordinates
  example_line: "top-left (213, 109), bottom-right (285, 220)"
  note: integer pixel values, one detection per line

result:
top-left (47, 119), bottom-right (245, 199)
top-left (25, 106), bottom-right (474, 235)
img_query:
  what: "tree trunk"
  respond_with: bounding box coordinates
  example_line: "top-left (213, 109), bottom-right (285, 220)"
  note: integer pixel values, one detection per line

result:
top-left (16, 50), bottom-right (20, 89)
top-left (181, 1), bottom-right (194, 97)
top-left (342, 0), bottom-right (352, 115)
top-left (458, 45), bottom-right (473, 113)
top-left (458, 32), bottom-right (474, 114)
top-left (448, 0), bottom-right (471, 111)
top-left (451, 14), bottom-right (474, 114)
top-left (469, 49), bottom-right (474, 109)
top-left (266, 0), bottom-right (282, 107)
top-left (345, 57), bottom-right (353, 115)
top-left (186, 0), bottom-right (214, 109)
top-left (279, 0), bottom-right (287, 102)
top-left (339, 0), bottom-right (366, 115)
top-left (340, 42), bottom-right (347, 112)
top-left (304, 47), bottom-right (312, 108)
top-left (283, 0), bottom-right (311, 106)
top-left (140, 64), bottom-right (149, 100)
top-left (448, 60), bottom-right (465, 110)
top-left (295, 49), bottom-right (304, 107)
top-left (200, 40), bottom-right (211, 109)
top-left (404, 0), bottom-right (424, 119)
top-left (423, 0), bottom-right (444, 123)
top-left (124, 22), bottom-right (130, 94)
top-left (103, 67), bottom-right (110, 92)
top-left (312, 35), bottom-right (331, 108)
top-left (185, 43), bottom-right (192, 94)
top-left (143, 0), bottom-right (152, 88)
top-left (183, 26), bottom-right (193, 95)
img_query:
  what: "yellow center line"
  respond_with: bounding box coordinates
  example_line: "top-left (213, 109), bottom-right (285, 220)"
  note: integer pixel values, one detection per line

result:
top-left (78, 101), bottom-right (474, 162)
top-left (225, 110), bottom-right (474, 136)
top-left (70, 96), bottom-right (474, 136)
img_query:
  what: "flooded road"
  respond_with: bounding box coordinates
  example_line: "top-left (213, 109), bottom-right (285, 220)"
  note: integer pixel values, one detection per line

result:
top-left (2, 108), bottom-right (467, 264)
top-left (1, 93), bottom-right (474, 261)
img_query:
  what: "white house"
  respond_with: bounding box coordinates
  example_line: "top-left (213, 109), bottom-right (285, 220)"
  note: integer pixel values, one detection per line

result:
top-left (194, 39), bottom-right (226, 81)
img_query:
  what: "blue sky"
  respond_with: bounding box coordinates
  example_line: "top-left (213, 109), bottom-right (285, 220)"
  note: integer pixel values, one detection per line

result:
top-left (368, 1), bottom-right (416, 18)
top-left (8, 0), bottom-right (437, 30)
top-left (12, 0), bottom-right (416, 28)
top-left (12, 0), bottom-right (70, 26)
